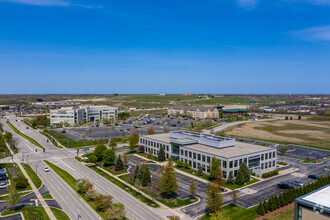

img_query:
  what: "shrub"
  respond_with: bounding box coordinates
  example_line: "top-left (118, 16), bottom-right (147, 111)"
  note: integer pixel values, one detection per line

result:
top-left (175, 160), bottom-right (184, 168)
top-left (14, 176), bottom-right (29, 189)
top-left (94, 194), bottom-right (113, 211)
top-left (251, 172), bottom-right (256, 176)
top-left (262, 170), bottom-right (279, 178)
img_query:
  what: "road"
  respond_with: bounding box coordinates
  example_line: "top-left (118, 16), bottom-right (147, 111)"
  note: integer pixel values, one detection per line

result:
top-left (1, 116), bottom-right (185, 220)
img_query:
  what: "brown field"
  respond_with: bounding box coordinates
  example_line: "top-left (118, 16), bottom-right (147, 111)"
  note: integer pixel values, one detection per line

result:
top-left (226, 119), bottom-right (330, 149)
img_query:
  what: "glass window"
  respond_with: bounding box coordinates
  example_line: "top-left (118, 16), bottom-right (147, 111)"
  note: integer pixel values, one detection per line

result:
top-left (185, 150), bottom-right (188, 157)
top-left (167, 145), bottom-right (169, 151)
top-left (229, 161), bottom-right (233, 168)
top-left (269, 152), bottom-right (271, 158)
top-left (261, 163), bottom-right (264, 169)
top-left (273, 152), bottom-right (275, 158)
top-left (223, 161), bottom-right (227, 168)
top-left (193, 153), bottom-right (196, 159)
top-left (198, 154), bottom-right (201, 160)
top-left (207, 156), bottom-right (211, 163)
top-left (261, 154), bottom-right (264, 160)
top-left (207, 166), bottom-right (210, 172)
top-left (193, 162), bottom-right (196, 168)
top-left (265, 153), bottom-right (268, 160)
top-left (239, 159), bottom-right (242, 165)
top-left (273, 161), bottom-right (275, 167)
top-left (223, 171), bottom-right (227, 178)
top-left (234, 160), bottom-right (238, 167)
top-left (244, 158), bottom-right (247, 163)
top-left (189, 152), bottom-right (192, 158)
top-left (202, 155), bottom-right (205, 162)
top-left (181, 149), bottom-right (183, 155)
top-left (269, 161), bottom-right (271, 167)
top-left (265, 163), bottom-right (268, 169)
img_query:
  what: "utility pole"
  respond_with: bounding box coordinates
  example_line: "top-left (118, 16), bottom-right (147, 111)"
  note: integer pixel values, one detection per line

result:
top-left (35, 164), bottom-right (38, 176)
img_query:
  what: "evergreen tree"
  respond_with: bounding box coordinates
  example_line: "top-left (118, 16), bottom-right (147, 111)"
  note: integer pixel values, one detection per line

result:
top-left (275, 196), bottom-right (281, 209)
top-left (279, 195), bottom-right (285, 207)
top-left (115, 155), bottom-right (124, 171)
top-left (133, 164), bottom-right (140, 180)
top-left (141, 165), bottom-right (151, 187)
top-left (158, 157), bottom-right (178, 196)
top-left (227, 171), bottom-right (234, 185)
top-left (94, 144), bottom-right (107, 161)
top-left (234, 169), bottom-right (245, 185)
top-left (138, 164), bottom-right (145, 182)
top-left (102, 149), bottom-right (116, 166)
top-left (197, 165), bottom-right (203, 176)
top-left (209, 157), bottom-right (221, 180)
top-left (256, 202), bottom-right (265, 216)
top-left (241, 162), bottom-right (250, 183)
top-left (263, 200), bottom-right (269, 213)
top-left (157, 146), bottom-right (166, 161)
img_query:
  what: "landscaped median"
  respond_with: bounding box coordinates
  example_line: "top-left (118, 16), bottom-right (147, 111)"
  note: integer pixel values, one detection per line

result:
top-left (6, 122), bottom-right (45, 150)
top-left (1, 207), bottom-right (50, 220)
top-left (39, 130), bottom-right (60, 148)
top-left (300, 160), bottom-right (322, 164)
top-left (22, 164), bottom-right (42, 189)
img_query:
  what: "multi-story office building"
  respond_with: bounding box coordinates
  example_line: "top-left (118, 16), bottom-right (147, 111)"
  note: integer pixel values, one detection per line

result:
top-left (167, 106), bottom-right (219, 119)
top-left (50, 105), bottom-right (118, 126)
top-left (139, 131), bottom-right (277, 178)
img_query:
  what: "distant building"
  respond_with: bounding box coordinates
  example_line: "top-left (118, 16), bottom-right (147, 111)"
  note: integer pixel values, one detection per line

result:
top-left (140, 131), bottom-right (277, 179)
top-left (222, 109), bottom-right (246, 116)
top-left (294, 184), bottom-right (330, 220)
top-left (168, 106), bottom-right (219, 119)
top-left (50, 105), bottom-right (118, 126)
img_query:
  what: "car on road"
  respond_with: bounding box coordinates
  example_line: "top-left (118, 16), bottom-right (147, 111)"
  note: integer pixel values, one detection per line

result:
top-left (26, 127), bottom-right (29, 129)
top-left (44, 166), bottom-right (50, 172)
top-left (82, 147), bottom-right (90, 151)
top-left (0, 183), bottom-right (8, 189)
top-left (293, 180), bottom-right (304, 186)
top-left (308, 175), bottom-right (319, 180)
top-left (277, 182), bottom-right (293, 189)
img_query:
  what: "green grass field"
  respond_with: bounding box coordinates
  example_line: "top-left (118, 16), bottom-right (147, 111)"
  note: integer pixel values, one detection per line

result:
top-left (22, 164), bottom-right (42, 188)
top-left (6, 122), bottom-right (45, 150)
top-left (50, 208), bottom-right (70, 220)
top-left (201, 204), bottom-right (259, 220)
top-left (1, 206), bottom-right (50, 220)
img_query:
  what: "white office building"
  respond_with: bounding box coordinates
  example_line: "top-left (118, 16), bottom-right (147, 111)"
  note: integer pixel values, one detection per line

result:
top-left (139, 131), bottom-right (277, 179)
top-left (50, 105), bottom-right (118, 126)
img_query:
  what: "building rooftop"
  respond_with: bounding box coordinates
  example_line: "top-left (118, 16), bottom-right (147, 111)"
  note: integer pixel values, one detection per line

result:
top-left (300, 185), bottom-right (330, 209)
top-left (181, 141), bottom-right (272, 158)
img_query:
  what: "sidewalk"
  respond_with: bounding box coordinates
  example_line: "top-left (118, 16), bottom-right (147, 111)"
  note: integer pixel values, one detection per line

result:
top-left (4, 142), bottom-right (56, 220)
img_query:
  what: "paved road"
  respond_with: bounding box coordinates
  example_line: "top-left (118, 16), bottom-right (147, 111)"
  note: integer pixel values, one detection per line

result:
top-left (1, 116), bottom-right (184, 220)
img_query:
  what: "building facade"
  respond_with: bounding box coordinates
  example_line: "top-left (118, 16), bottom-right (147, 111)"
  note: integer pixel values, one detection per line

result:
top-left (50, 105), bottom-right (118, 126)
top-left (168, 106), bottom-right (219, 119)
top-left (139, 131), bottom-right (277, 179)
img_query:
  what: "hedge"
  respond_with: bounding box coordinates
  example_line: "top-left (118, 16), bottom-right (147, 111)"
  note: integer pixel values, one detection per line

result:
top-left (262, 170), bottom-right (279, 178)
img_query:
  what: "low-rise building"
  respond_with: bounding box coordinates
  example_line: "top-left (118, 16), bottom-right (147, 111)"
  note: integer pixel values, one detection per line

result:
top-left (167, 106), bottom-right (219, 119)
top-left (139, 131), bottom-right (277, 179)
top-left (294, 184), bottom-right (330, 220)
top-left (50, 105), bottom-right (118, 126)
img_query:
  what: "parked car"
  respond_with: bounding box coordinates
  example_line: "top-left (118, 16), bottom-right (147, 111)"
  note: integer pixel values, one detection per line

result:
top-left (0, 183), bottom-right (7, 189)
top-left (82, 147), bottom-right (90, 151)
top-left (0, 176), bottom-right (9, 180)
top-left (308, 175), bottom-right (319, 180)
top-left (293, 180), bottom-right (304, 186)
top-left (277, 182), bottom-right (293, 189)
top-left (44, 166), bottom-right (50, 172)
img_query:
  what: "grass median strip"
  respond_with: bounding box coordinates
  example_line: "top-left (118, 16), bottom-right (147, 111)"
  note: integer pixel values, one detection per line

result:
top-left (40, 131), bottom-right (60, 148)
top-left (44, 160), bottom-right (107, 219)
top-left (6, 122), bottom-right (45, 150)
top-left (88, 166), bottom-right (159, 208)
top-left (22, 164), bottom-right (42, 189)
top-left (50, 207), bottom-right (70, 220)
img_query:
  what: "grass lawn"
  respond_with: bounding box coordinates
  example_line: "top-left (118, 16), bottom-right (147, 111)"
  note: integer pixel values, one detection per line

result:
top-left (22, 164), bottom-right (42, 188)
top-left (5, 163), bottom-right (32, 192)
top-left (50, 208), bottom-right (70, 220)
top-left (301, 160), bottom-right (322, 164)
top-left (265, 205), bottom-right (294, 220)
top-left (278, 162), bottom-right (288, 166)
top-left (201, 204), bottom-right (259, 220)
top-left (225, 177), bottom-right (260, 190)
top-left (103, 166), bottom-right (128, 175)
top-left (0, 191), bottom-right (32, 200)
top-left (1, 206), bottom-right (50, 220)
top-left (157, 197), bottom-right (198, 208)
top-left (88, 166), bottom-right (159, 208)
top-left (42, 193), bottom-right (53, 199)
top-left (6, 122), bottom-right (45, 150)
top-left (44, 161), bottom-right (107, 219)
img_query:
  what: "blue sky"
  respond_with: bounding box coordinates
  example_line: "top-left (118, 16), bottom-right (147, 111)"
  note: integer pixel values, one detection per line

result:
top-left (0, 0), bottom-right (329, 94)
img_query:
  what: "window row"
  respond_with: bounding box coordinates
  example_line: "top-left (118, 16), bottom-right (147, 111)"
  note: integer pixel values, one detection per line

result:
top-left (261, 160), bottom-right (276, 169)
top-left (261, 151), bottom-right (276, 160)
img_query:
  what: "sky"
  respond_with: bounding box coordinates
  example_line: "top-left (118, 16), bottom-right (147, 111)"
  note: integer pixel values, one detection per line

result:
top-left (0, 0), bottom-right (329, 94)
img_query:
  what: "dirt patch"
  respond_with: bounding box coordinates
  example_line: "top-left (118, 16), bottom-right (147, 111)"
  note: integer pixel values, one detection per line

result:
top-left (8, 166), bottom-right (20, 178)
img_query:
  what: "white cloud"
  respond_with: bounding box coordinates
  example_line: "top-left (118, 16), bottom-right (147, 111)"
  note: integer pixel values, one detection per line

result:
top-left (236, 0), bottom-right (258, 8)
top-left (291, 25), bottom-right (330, 41)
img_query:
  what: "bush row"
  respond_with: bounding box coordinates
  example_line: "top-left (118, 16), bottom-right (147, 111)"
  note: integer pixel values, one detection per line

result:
top-left (262, 170), bottom-right (278, 178)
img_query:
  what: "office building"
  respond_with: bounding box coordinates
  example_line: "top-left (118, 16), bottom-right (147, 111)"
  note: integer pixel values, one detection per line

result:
top-left (168, 106), bottom-right (219, 119)
top-left (50, 105), bottom-right (118, 126)
top-left (139, 131), bottom-right (277, 179)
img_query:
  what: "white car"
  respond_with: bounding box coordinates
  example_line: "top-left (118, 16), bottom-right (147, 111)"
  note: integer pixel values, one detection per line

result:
top-left (0, 183), bottom-right (7, 189)
top-left (44, 166), bottom-right (50, 172)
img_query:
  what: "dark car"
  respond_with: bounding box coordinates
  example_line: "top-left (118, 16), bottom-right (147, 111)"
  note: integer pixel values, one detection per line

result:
top-left (277, 182), bottom-right (293, 189)
top-left (308, 175), bottom-right (319, 180)
top-left (0, 176), bottom-right (9, 180)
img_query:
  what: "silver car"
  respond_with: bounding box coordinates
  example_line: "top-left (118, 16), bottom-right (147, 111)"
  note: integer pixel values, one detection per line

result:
top-left (293, 180), bottom-right (304, 186)
top-left (0, 183), bottom-right (8, 189)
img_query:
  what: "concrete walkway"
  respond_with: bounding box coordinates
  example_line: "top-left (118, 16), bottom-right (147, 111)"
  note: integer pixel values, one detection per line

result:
top-left (4, 142), bottom-right (56, 220)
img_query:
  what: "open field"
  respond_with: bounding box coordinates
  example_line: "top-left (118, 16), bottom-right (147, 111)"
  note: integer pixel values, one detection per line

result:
top-left (226, 119), bottom-right (330, 149)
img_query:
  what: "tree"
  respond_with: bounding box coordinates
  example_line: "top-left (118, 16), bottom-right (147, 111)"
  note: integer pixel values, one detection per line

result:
top-left (214, 167), bottom-right (225, 190)
top-left (103, 149), bottom-right (116, 166)
top-left (4, 131), bottom-right (13, 141)
top-left (115, 155), bottom-right (124, 171)
top-left (298, 115), bottom-right (301, 120)
top-left (77, 179), bottom-right (93, 194)
top-left (88, 154), bottom-right (97, 164)
top-left (227, 171), bottom-right (234, 185)
top-left (105, 203), bottom-right (126, 220)
top-left (263, 200), bottom-right (269, 213)
top-left (205, 181), bottom-right (223, 213)
top-left (133, 164), bottom-right (140, 180)
top-left (94, 194), bottom-right (113, 211)
top-left (278, 147), bottom-right (287, 156)
top-left (234, 169), bottom-right (245, 185)
top-left (147, 127), bottom-right (155, 134)
top-left (209, 157), bottom-right (221, 180)
top-left (256, 202), bottom-right (265, 216)
top-left (6, 183), bottom-right (21, 207)
top-left (94, 144), bottom-right (107, 161)
top-left (285, 116), bottom-right (288, 120)
top-left (147, 150), bottom-right (153, 159)
top-left (231, 189), bottom-right (238, 206)
top-left (157, 146), bottom-right (166, 161)
top-left (189, 179), bottom-right (196, 198)
top-left (290, 117), bottom-right (293, 120)
top-left (129, 132), bottom-right (139, 151)
top-left (210, 210), bottom-right (230, 220)
top-left (138, 164), bottom-right (145, 182)
top-left (197, 165), bottom-right (204, 176)
top-left (141, 165), bottom-right (151, 187)
top-left (158, 156), bottom-right (177, 196)
top-left (123, 154), bottom-right (128, 166)
top-left (85, 188), bottom-right (98, 201)
top-left (109, 139), bottom-right (117, 149)
top-left (237, 162), bottom-right (250, 183)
